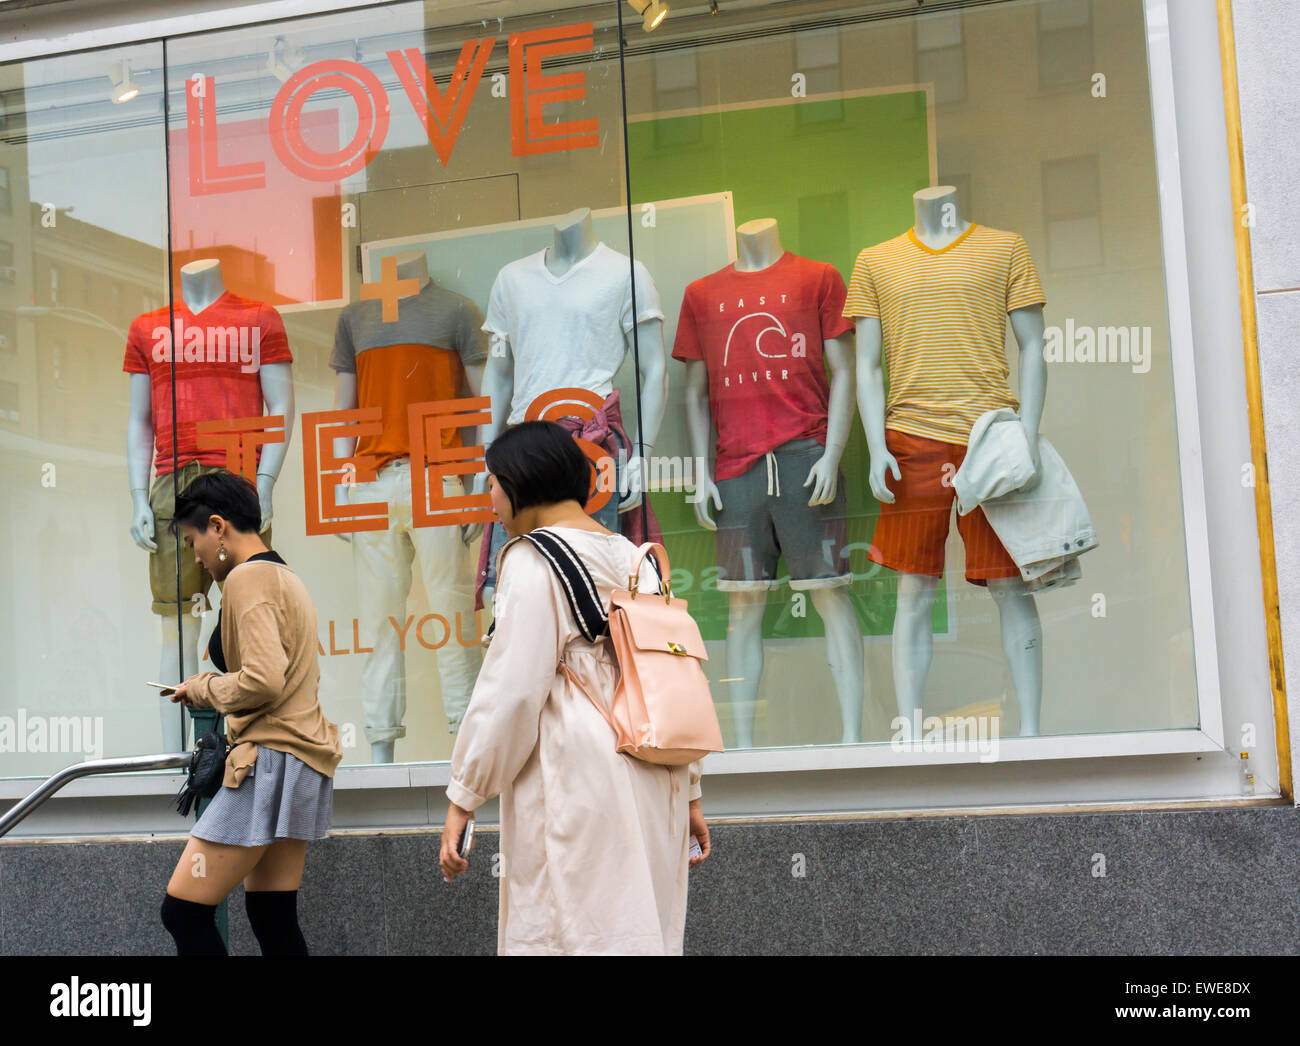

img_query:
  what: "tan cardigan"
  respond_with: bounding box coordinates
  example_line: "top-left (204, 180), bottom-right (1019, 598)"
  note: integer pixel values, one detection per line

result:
top-left (188, 559), bottom-right (342, 788)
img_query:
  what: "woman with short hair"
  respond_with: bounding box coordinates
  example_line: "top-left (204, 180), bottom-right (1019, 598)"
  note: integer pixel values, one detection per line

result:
top-left (440, 420), bottom-right (710, 955)
top-left (160, 469), bottom-right (341, 956)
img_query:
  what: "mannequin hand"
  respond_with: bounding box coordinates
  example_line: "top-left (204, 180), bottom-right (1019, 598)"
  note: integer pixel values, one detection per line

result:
top-left (689, 477), bottom-right (722, 531)
top-left (618, 454), bottom-right (645, 514)
top-left (688, 799), bottom-right (710, 866)
top-left (461, 522), bottom-right (483, 545)
top-left (1019, 422), bottom-right (1043, 493)
top-left (869, 452), bottom-right (901, 504)
top-left (471, 472), bottom-right (489, 498)
top-left (439, 802), bottom-right (474, 883)
top-left (130, 494), bottom-right (158, 553)
top-left (803, 454), bottom-right (839, 506)
top-left (333, 481), bottom-right (353, 544)
top-left (258, 495), bottom-right (274, 534)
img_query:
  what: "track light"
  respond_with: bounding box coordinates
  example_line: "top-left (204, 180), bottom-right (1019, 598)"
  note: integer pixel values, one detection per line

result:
top-left (626, 0), bottom-right (669, 32)
top-left (108, 59), bottom-right (139, 104)
top-left (266, 36), bottom-right (305, 84)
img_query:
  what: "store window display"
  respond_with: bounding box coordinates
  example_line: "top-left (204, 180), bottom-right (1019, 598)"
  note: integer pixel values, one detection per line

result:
top-left (847, 186), bottom-right (1088, 738)
top-left (124, 258), bottom-right (294, 751)
top-left (475, 207), bottom-right (667, 607)
top-left (330, 250), bottom-right (487, 763)
top-left (674, 217), bottom-right (865, 746)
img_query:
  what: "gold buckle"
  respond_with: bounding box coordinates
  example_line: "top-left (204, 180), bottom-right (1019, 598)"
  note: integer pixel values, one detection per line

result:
top-left (667, 641), bottom-right (686, 655)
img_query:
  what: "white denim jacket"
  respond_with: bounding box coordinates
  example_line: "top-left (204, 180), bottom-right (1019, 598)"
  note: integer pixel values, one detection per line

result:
top-left (953, 408), bottom-right (1097, 592)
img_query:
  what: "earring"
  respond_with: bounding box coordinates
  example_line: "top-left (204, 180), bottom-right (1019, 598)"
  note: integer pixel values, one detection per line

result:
top-left (217, 541), bottom-right (227, 563)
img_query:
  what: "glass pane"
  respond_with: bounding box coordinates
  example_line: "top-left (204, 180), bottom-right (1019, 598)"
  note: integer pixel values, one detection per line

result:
top-left (160, 0), bottom-right (629, 768)
top-left (622, 0), bottom-right (1196, 753)
top-left (0, 43), bottom-right (172, 777)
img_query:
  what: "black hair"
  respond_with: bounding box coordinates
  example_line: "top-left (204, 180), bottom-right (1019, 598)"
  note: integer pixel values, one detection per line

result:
top-left (485, 421), bottom-right (595, 514)
top-left (173, 470), bottom-right (262, 535)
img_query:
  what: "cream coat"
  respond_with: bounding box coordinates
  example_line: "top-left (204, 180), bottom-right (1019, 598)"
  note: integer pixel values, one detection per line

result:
top-left (446, 527), bottom-right (702, 955)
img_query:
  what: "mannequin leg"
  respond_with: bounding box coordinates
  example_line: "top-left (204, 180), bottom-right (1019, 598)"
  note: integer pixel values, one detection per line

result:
top-left (807, 586), bottom-right (864, 744)
top-left (892, 572), bottom-right (939, 724)
top-left (352, 471), bottom-right (415, 764)
top-left (725, 589), bottom-right (768, 749)
top-left (412, 479), bottom-right (484, 735)
top-left (158, 613), bottom-right (201, 752)
top-left (986, 577), bottom-right (1042, 736)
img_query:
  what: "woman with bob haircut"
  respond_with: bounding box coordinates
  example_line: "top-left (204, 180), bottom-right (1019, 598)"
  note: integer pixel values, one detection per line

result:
top-left (160, 469), bottom-right (341, 956)
top-left (440, 420), bottom-right (710, 954)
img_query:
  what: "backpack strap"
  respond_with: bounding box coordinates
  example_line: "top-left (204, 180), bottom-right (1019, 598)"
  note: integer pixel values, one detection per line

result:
top-left (484, 529), bottom-right (609, 644)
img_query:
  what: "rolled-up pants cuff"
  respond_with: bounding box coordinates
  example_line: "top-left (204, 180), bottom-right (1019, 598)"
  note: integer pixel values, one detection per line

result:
top-left (364, 725), bottom-right (406, 744)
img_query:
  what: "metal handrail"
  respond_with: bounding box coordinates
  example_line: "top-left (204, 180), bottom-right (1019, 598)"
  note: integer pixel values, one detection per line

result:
top-left (0, 752), bottom-right (192, 838)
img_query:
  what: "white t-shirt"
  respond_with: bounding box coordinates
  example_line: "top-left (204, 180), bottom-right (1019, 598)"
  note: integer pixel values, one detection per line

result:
top-left (483, 241), bottom-right (664, 423)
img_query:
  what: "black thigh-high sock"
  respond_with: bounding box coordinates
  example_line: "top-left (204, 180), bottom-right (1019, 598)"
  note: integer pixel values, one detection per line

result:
top-left (245, 889), bottom-right (309, 956)
top-left (160, 892), bottom-right (227, 956)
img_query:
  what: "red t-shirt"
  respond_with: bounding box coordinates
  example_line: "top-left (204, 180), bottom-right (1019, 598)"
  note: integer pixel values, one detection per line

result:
top-left (672, 252), bottom-right (854, 481)
top-left (122, 292), bottom-right (292, 475)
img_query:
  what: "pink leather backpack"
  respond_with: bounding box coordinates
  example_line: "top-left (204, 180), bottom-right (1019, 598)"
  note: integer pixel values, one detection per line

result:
top-left (497, 530), bottom-right (725, 766)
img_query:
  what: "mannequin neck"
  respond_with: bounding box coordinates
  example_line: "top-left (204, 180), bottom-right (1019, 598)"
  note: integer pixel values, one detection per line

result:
top-left (395, 253), bottom-right (431, 294)
top-left (912, 190), bottom-right (969, 248)
top-left (735, 220), bottom-right (784, 272)
top-left (548, 209), bottom-right (598, 276)
top-left (180, 261), bottom-right (226, 314)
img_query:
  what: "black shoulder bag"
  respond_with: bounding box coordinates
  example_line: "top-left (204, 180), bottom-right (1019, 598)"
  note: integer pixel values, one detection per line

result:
top-left (172, 722), bottom-right (231, 817)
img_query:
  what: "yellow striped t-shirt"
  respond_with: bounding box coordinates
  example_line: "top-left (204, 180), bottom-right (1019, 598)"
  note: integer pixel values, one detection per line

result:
top-left (843, 223), bottom-right (1046, 445)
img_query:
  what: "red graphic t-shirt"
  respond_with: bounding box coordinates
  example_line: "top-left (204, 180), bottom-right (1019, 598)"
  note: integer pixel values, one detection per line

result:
top-left (122, 292), bottom-right (292, 475)
top-left (672, 252), bottom-right (854, 481)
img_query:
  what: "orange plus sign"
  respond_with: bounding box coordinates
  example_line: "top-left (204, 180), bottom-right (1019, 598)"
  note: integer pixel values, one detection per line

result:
top-left (361, 255), bottom-right (420, 322)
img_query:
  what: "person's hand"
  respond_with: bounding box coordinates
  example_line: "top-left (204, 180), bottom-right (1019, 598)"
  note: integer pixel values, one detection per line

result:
top-left (439, 802), bottom-right (474, 883)
top-left (169, 675), bottom-right (201, 707)
top-left (869, 451), bottom-right (901, 504)
top-left (688, 799), bottom-right (710, 866)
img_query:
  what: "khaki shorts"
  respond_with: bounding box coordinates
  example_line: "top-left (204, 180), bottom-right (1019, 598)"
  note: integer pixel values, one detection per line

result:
top-left (148, 460), bottom-right (272, 615)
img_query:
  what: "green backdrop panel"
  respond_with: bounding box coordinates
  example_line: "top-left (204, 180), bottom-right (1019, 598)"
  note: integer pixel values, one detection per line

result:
top-left (632, 90), bottom-right (952, 641)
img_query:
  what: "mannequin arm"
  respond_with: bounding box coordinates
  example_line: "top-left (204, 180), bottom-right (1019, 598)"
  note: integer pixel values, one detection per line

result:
top-left (127, 373), bottom-right (158, 551)
top-left (330, 372), bottom-right (359, 543)
top-left (620, 317), bottom-right (669, 512)
top-left (256, 362), bottom-right (295, 530)
top-left (1009, 304), bottom-right (1047, 488)
top-left (804, 333), bottom-right (855, 505)
top-left (683, 359), bottom-right (721, 530)
top-left (854, 319), bottom-right (899, 504)
top-left (474, 339), bottom-right (514, 497)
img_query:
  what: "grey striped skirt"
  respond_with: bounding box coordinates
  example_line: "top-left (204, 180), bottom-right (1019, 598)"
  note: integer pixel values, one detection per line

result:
top-left (191, 746), bottom-right (333, 847)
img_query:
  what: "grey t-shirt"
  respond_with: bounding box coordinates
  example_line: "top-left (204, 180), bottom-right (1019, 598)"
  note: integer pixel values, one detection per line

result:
top-left (330, 278), bottom-right (489, 468)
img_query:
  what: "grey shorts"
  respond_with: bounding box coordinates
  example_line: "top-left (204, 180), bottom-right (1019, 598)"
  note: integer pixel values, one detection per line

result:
top-left (714, 438), bottom-right (852, 592)
top-left (191, 746), bottom-right (333, 848)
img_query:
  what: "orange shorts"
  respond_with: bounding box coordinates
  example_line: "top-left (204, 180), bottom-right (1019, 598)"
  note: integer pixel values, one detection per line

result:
top-left (869, 428), bottom-right (1020, 586)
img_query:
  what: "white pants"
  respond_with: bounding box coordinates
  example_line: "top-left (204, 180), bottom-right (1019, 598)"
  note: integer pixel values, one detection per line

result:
top-left (350, 460), bottom-right (483, 741)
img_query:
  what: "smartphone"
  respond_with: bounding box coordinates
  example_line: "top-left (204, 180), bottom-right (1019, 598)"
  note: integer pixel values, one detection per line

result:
top-left (458, 820), bottom-right (475, 859)
top-left (146, 680), bottom-right (178, 696)
top-left (688, 835), bottom-right (703, 861)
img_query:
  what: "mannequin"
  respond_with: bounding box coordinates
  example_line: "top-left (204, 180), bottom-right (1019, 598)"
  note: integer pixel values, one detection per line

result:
top-left (475, 207), bottom-right (668, 608)
top-left (126, 258), bottom-right (294, 752)
top-left (851, 187), bottom-right (1046, 736)
top-left (331, 249), bottom-right (487, 763)
top-left (678, 218), bottom-right (865, 747)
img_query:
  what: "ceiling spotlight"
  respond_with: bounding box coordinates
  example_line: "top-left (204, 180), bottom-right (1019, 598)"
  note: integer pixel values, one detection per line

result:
top-left (108, 59), bottom-right (139, 104)
top-left (267, 36), bottom-right (305, 83)
top-left (709, 0), bottom-right (719, 12)
top-left (627, 0), bottom-right (669, 32)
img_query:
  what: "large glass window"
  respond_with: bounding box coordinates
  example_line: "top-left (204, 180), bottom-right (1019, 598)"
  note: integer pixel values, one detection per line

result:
top-left (0, 0), bottom-right (1224, 785)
